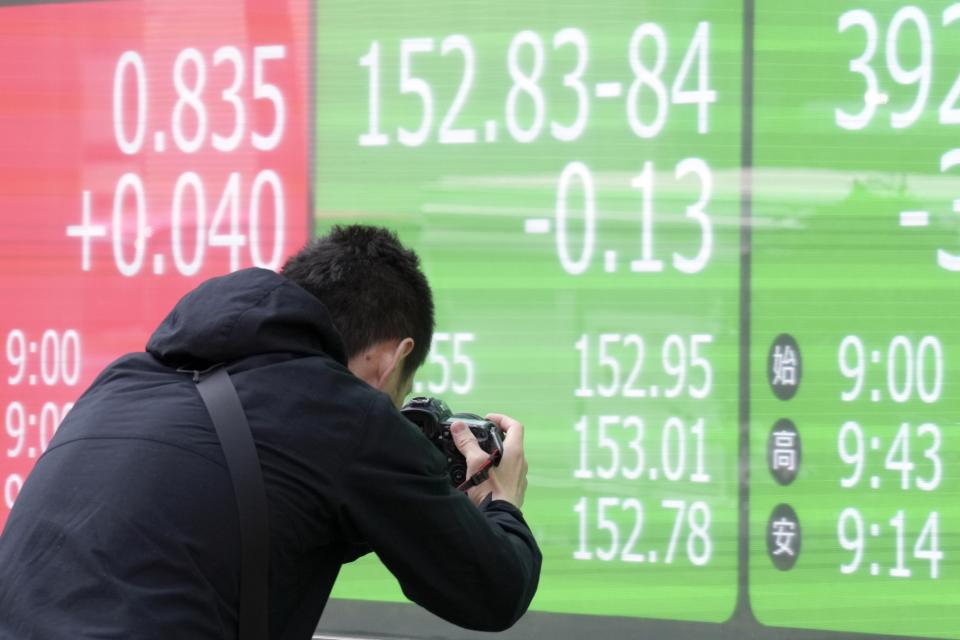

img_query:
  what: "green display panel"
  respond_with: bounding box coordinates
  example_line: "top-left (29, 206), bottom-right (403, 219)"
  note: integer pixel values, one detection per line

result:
top-left (315, 0), bottom-right (743, 623)
top-left (313, 0), bottom-right (960, 637)
top-left (751, 1), bottom-right (960, 638)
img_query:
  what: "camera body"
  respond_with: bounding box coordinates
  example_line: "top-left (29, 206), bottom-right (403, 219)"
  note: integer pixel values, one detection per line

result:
top-left (401, 396), bottom-right (504, 487)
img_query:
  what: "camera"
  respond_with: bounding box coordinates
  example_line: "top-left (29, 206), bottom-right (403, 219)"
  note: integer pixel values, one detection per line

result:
top-left (401, 396), bottom-right (504, 487)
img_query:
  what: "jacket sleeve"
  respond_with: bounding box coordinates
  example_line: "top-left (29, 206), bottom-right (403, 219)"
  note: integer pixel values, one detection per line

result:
top-left (335, 394), bottom-right (541, 631)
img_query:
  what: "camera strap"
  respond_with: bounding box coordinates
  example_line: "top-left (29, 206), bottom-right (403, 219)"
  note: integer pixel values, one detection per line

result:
top-left (192, 365), bottom-right (269, 640)
top-left (456, 455), bottom-right (497, 492)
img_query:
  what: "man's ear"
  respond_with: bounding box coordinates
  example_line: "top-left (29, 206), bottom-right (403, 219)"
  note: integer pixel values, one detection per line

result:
top-left (376, 337), bottom-right (415, 388)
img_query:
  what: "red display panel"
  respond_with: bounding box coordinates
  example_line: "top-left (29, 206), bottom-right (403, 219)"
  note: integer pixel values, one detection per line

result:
top-left (0, 0), bottom-right (311, 528)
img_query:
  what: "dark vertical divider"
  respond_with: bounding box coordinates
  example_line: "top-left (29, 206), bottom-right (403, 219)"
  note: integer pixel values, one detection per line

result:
top-left (735, 0), bottom-right (756, 623)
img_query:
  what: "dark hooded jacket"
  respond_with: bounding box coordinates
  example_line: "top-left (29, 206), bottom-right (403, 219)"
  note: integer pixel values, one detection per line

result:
top-left (0, 268), bottom-right (541, 639)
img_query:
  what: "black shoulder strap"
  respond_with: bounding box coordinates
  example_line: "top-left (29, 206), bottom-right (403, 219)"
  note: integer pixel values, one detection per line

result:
top-left (194, 366), bottom-right (269, 640)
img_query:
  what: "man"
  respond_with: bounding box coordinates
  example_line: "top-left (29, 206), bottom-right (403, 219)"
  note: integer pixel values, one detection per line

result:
top-left (0, 225), bottom-right (541, 639)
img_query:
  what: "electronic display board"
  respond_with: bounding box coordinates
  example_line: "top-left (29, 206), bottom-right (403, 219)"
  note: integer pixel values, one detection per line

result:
top-left (314, 0), bottom-right (744, 624)
top-left (0, 1), bottom-right (957, 639)
top-left (750, 2), bottom-right (959, 638)
top-left (0, 0), bottom-right (311, 522)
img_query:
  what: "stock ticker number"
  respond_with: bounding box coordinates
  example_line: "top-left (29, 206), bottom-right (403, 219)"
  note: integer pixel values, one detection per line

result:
top-left (67, 45), bottom-right (291, 276)
top-left (358, 24), bottom-right (719, 278)
top-left (837, 5), bottom-right (960, 271)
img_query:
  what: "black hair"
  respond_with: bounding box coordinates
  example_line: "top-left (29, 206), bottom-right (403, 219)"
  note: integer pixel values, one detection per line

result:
top-left (281, 225), bottom-right (434, 378)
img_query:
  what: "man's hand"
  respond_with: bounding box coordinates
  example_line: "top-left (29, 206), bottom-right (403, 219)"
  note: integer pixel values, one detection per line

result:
top-left (450, 414), bottom-right (527, 508)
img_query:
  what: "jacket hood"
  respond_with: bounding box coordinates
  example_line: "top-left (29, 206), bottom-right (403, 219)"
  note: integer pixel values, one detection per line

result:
top-left (146, 268), bottom-right (347, 368)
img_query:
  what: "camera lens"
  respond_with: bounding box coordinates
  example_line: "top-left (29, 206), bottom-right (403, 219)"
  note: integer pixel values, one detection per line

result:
top-left (451, 466), bottom-right (466, 486)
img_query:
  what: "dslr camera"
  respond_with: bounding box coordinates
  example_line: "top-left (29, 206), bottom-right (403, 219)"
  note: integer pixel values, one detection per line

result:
top-left (401, 396), bottom-right (504, 487)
